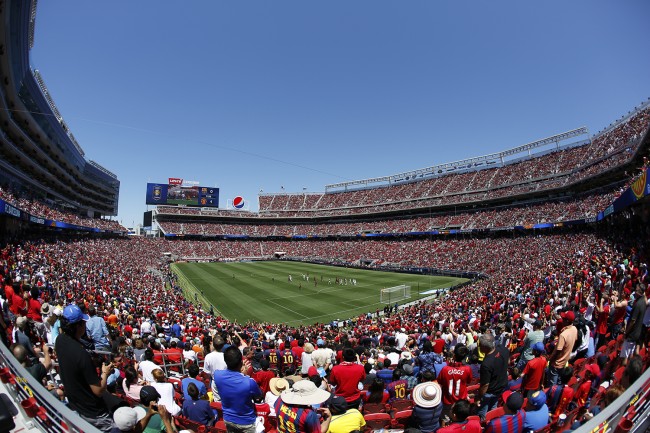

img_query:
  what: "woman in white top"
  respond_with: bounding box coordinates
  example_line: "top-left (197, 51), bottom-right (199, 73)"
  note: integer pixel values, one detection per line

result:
top-left (301, 342), bottom-right (315, 376)
top-left (151, 368), bottom-right (182, 416)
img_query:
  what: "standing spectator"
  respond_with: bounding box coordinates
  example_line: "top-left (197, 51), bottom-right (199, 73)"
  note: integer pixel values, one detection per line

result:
top-left (411, 381), bottom-right (444, 433)
top-left (416, 340), bottom-right (439, 376)
top-left (204, 336), bottom-right (227, 399)
top-left (13, 316), bottom-right (38, 363)
top-left (329, 348), bottom-right (366, 409)
top-left (300, 342), bottom-right (315, 376)
top-left (517, 320), bottom-right (544, 370)
top-left (273, 380), bottom-right (332, 433)
top-left (476, 333), bottom-right (509, 420)
top-left (55, 304), bottom-right (114, 432)
top-left (213, 346), bottom-right (262, 433)
top-left (437, 344), bottom-right (472, 419)
top-left (86, 306), bottom-right (112, 351)
top-left (546, 311), bottom-right (577, 386)
top-left (520, 342), bottom-right (546, 396)
top-left (621, 283), bottom-right (647, 365)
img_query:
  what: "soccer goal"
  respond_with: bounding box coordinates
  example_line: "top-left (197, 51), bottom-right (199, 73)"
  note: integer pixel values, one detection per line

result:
top-left (380, 285), bottom-right (411, 304)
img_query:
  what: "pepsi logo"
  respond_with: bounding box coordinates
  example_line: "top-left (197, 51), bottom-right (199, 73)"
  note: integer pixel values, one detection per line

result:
top-left (233, 196), bottom-right (245, 209)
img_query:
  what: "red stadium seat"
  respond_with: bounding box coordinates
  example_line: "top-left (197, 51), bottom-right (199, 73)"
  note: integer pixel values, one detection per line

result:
top-left (363, 413), bottom-right (392, 432)
top-left (484, 406), bottom-right (505, 425)
top-left (392, 409), bottom-right (412, 429)
top-left (362, 402), bottom-right (389, 414)
top-left (388, 399), bottom-right (414, 412)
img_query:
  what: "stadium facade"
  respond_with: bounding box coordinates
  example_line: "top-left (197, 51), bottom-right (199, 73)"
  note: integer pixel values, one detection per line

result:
top-left (0, 0), bottom-right (120, 228)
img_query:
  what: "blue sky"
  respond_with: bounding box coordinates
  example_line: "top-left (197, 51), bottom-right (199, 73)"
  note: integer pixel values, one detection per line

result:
top-left (30, 1), bottom-right (650, 227)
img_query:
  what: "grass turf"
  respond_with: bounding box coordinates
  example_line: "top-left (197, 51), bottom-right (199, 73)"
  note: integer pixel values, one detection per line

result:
top-left (172, 261), bottom-right (467, 325)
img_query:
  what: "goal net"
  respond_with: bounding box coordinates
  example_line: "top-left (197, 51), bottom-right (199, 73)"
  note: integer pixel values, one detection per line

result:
top-left (380, 285), bottom-right (411, 304)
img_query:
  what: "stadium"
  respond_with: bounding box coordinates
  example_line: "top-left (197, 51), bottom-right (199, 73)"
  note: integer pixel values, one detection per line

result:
top-left (0, 1), bottom-right (649, 433)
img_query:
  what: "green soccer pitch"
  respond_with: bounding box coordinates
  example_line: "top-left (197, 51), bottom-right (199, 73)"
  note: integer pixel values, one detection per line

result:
top-left (172, 261), bottom-right (468, 325)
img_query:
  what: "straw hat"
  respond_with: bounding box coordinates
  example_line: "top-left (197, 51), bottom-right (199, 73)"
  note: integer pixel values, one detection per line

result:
top-left (269, 378), bottom-right (290, 396)
top-left (412, 382), bottom-right (442, 408)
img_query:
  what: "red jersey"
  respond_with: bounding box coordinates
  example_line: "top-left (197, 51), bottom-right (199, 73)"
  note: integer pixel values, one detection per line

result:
top-left (438, 363), bottom-right (473, 405)
top-left (596, 305), bottom-right (610, 334)
top-left (438, 420), bottom-right (482, 433)
top-left (521, 356), bottom-right (546, 390)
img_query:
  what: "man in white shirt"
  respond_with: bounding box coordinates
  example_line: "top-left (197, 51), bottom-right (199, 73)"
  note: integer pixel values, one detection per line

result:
top-left (138, 348), bottom-right (160, 383)
top-left (203, 336), bottom-right (227, 399)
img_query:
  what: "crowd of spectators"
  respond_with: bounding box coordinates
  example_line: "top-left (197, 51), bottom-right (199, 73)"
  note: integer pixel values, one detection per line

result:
top-left (1, 225), bottom-right (648, 432)
top-left (158, 189), bottom-right (618, 237)
top-left (257, 107), bottom-right (649, 217)
top-left (0, 184), bottom-right (125, 232)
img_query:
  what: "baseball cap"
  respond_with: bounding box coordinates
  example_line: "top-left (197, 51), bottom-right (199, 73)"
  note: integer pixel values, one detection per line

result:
top-left (528, 390), bottom-right (547, 409)
top-left (113, 406), bottom-right (146, 431)
top-left (585, 364), bottom-right (601, 377)
top-left (403, 364), bottom-right (414, 375)
top-left (329, 396), bottom-right (348, 415)
top-left (317, 339), bottom-right (325, 347)
top-left (139, 386), bottom-right (161, 406)
top-left (532, 342), bottom-right (545, 354)
top-left (504, 391), bottom-right (524, 412)
top-left (561, 311), bottom-right (575, 323)
top-left (62, 305), bottom-right (89, 324)
top-left (307, 366), bottom-right (319, 377)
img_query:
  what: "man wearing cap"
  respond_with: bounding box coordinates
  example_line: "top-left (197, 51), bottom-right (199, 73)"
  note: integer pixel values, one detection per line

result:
top-left (55, 304), bottom-right (115, 432)
top-left (412, 381), bottom-right (444, 433)
top-left (213, 346), bottom-right (263, 433)
top-left (519, 342), bottom-right (546, 396)
top-left (311, 339), bottom-right (334, 372)
top-left (111, 404), bottom-right (172, 433)
top-left (138, 385), bottom-right (175, 433)
top-left (546, 310), bottom-right (577, 386)
top-left (523, 390), bottom-right (549, 432)
top-left (484, 391), bottom-right (526, 433)
top-left (274, 380), bottom-right (332, 433)
top-left (327, 395), bottom-right (365, 433)
top-left (329, 348), bottom-right (366, 409)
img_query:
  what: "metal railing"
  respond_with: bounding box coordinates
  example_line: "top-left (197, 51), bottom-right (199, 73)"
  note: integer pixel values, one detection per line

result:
top-left (0, 340), bottom-right (100, 433)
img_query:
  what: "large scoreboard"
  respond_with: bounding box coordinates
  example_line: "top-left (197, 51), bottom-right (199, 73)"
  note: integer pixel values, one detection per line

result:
top-left (145, 178), bottom-right (219, 208)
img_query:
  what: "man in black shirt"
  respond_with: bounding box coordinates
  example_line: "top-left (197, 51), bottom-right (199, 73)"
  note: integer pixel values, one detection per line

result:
top-left (476, 333), bottom-right (510, 420)
top-left (55, 304), bottom-right (115, 432)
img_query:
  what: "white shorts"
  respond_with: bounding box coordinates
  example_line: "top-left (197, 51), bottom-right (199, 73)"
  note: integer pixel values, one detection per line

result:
top-left (620, 340), bottom-right (636, 358)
